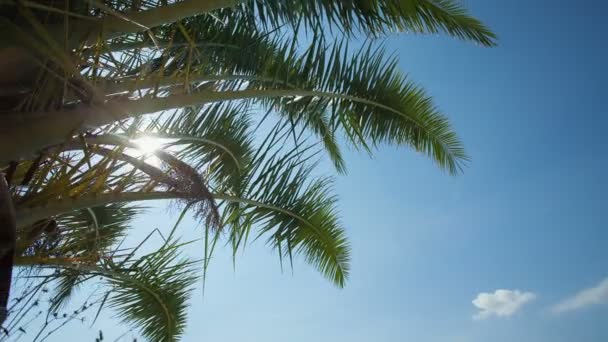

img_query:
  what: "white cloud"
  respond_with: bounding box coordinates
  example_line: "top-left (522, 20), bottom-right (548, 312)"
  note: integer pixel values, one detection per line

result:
top-left (551, 277), bottom-right (608, 314)
top-left (472, 289), bottom-right (536, 320)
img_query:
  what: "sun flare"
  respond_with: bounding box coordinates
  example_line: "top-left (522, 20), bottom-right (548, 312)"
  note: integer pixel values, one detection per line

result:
top-left (132, 136), bottom-right (164, 155)
top-left (129, 136), bottom-right (166, 167)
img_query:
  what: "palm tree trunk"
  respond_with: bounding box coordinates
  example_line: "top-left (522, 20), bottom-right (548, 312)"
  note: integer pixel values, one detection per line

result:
top-left (0, 175), bottom-right (16, 326)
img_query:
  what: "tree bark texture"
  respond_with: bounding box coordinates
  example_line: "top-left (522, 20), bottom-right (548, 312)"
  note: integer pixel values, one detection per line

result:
top-left (0, 175), bottom-right (16, 326)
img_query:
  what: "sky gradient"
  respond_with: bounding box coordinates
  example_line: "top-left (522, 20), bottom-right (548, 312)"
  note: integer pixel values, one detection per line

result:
top-left (48, 0), bottom-right (607, 341)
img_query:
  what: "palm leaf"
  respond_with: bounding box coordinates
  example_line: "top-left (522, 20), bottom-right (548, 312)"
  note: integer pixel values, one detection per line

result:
top-left (106, 241), bottom-right (197, 342)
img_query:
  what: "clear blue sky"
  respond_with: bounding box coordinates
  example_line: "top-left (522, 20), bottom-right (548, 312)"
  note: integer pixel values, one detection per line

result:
top-left (56, 1), bottom-right (608, 341)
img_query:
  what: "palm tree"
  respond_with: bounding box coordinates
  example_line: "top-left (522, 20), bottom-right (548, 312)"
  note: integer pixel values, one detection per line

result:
top-left (0, 1), bottom-right (495, 341)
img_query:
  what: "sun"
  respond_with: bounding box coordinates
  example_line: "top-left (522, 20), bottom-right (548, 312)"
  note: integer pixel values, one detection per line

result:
top-left (129, 136), bottom-right (166, 167)
top-left (132, 136), bottom-right (164, 155)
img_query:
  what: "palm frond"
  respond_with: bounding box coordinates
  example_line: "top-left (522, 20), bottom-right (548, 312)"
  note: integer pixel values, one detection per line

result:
top-left (85, 18), bottom-right (468, 173)
top-left (158, 102), bottom-right (255, 195)
top-left (48, 269), bottom-right (91, 313)
top-left (55, 203), bottom-right (140, 254)
top-left (106, 241), bottom-right (197, 342)
top-left (217, 128), bottom-right (351, 286)
top-left (18, 203), bottom-right (140, 311)
top-left (228, 0), bottom-right (496, 45)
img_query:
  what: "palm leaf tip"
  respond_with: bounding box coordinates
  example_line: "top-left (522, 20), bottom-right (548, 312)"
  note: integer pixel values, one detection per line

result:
top-left (315, 45), bottom-right (470, 175)
top-left (108, 243), bottom-right (197, 342)
top-left (239, 0), bottom-right (496, 46)
top-left (214, 34), bottom-right (470, 174)
top-left (299, 216), bottom-right (351, 288)
top-left (294, 180), bottom-right (351, 287)
top-left (268, 175), bottom-right (350, 287)
top-left (405, 0), bottom-right (498, 46)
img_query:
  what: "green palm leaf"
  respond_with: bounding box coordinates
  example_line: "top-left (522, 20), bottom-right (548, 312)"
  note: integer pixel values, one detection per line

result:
top-left (106, 242), bottom-right (197, 342)
top-left (235, 0), bottom-right (496, 45)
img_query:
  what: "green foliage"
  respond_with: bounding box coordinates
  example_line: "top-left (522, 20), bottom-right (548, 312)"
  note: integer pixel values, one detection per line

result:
top-left (48, 204), bottom-right (140, 311)
top-left (219, 125), bottom-right (351, 286)
top-left (106, 242), bottom-right (197, 342)
top-left (225, 0), bottom-right (496, 44)
top-left (0, 0), bottom-right (495, 340)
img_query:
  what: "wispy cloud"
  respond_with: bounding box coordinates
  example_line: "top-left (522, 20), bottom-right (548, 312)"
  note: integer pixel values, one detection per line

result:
top-left (551, 277), bottom-right (608, 314)
top-left (472, 289), bottom-right (536, 320)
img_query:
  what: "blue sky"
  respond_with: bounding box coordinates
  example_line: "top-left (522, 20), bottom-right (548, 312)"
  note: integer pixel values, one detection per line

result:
top-left (46, 1), bottom-right (607, 341)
